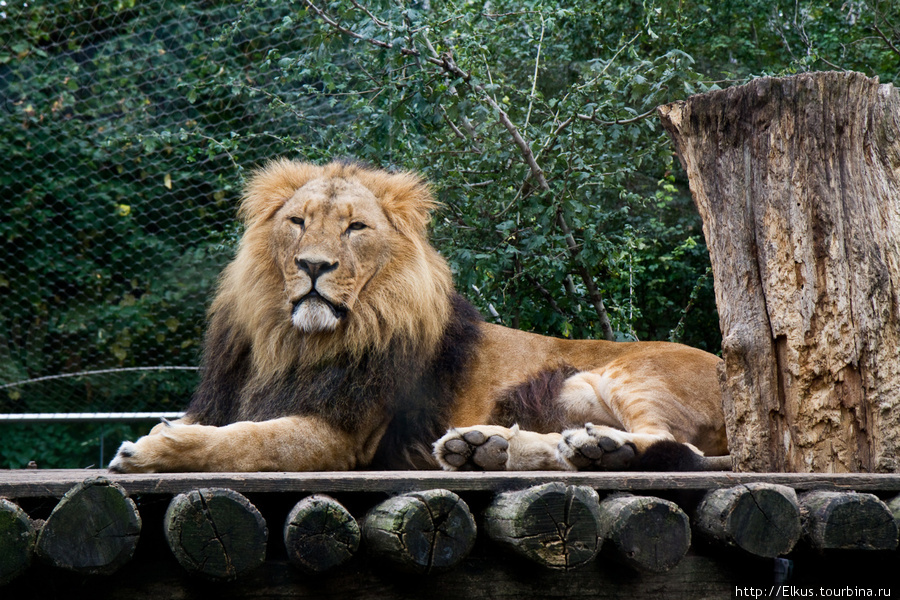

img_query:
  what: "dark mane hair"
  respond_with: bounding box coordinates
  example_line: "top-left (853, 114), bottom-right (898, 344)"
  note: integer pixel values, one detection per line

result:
top-left (186, 293), bottom-right (483, 469)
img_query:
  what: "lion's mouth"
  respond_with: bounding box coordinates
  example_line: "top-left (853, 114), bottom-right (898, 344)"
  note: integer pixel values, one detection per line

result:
top-left (291, 290), bottom-right (348, 332)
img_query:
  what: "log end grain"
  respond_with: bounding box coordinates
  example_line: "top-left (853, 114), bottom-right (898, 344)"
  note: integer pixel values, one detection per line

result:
top-left (34, 476), bottom-right (141, 575)
top-left (484, 482), bottom-right (602, 571)
top-left (284, 494), bottom-right (360, 573)
top-left (0, 498), bottom-right (36, 585)
top-left (800, 491), bottom-right (898, 551)
top-left (164, 487), bottom-right (267, 581)
top-left (362, 488), bottom-right (476, 574)
top-left (598, 493), bottom-right (691, 573)
top-left (697, 483), bottom-right (800, 558)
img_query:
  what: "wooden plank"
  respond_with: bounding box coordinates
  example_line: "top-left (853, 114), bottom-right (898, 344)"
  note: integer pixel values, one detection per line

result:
top-left (2, 469), bottom-right (900, 498)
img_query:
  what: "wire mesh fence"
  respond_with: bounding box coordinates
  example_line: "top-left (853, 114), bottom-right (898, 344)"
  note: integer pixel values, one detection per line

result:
top-left (1, 0), bottom-right (735, 467)
top-left (0, 1), bottom-right (335, 466)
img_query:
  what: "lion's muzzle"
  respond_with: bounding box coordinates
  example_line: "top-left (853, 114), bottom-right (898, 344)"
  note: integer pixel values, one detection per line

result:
top-left (291, 291), bottom-right (347, 332)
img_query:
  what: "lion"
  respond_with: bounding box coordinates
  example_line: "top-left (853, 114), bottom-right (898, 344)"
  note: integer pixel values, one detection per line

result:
top-left (109, 159), bottom-right (728, 473)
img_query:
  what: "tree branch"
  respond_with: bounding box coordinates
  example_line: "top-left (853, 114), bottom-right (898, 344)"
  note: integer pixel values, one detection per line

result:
top-left (872, 23), bottom-right (900, 59)
top-left (304, 0), bottom-right (616, 340)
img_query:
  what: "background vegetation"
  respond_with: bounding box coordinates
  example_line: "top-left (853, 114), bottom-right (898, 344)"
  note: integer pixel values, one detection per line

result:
top-left (1, 0), bottom-right (897, 468)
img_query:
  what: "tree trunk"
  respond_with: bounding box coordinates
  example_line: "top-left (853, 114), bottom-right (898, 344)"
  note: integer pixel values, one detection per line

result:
top-left (659, 71), bottom-right (900, 473)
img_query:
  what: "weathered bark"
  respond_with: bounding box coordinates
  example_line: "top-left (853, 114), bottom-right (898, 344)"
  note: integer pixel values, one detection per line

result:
top-left (163, 488), bottom-right (267, 581)
top-left (34, 476), bottom-right (141, 575)
top-left (483, 482), bottom-right (602, 571)
top-left (695, 483), bottom-right (800, 558)
top-left (283, 494), bottom-right (359, 573)
top-left (0, 498), bottom-right (36, 585)
top-left (362, 488), bottom-right (476, 574)
top-left (659, 71), bottom-right (900, 472)
top-left (799, 491), bottom-right (898, 550)
top-left (596, 493), bottom-right (691, 573)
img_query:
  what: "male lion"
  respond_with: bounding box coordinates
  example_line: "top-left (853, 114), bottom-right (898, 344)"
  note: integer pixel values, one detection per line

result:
top-left (109, 160), bottom-right (728, 473)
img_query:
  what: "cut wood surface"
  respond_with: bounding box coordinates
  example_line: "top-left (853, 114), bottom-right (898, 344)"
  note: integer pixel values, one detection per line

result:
top-left (361, 488), bottom-right (476, 574)
top-left (4, 469), bottom-right (900, 498)
top-left (484, 482), bottom-right (602, 570)
top-left (695, 483), bottom-right (800, 557)
top-left (597, 493), bottom-right (690, 573)
top-left (659, 71), bottom-right (900, 472)
top-left (0, 498), bottom-right (35, 586)
top-left (33, 476), bottom-right (140, 575)
top-left (164, 487), bottom-right (267, 581)
top-left (799, 491), bottom-right (899, 551)
top-left (283, 494), bottom-right (360, 573)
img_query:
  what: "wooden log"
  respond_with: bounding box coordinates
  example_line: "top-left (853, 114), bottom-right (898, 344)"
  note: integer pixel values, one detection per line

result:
top-left (0, 498), bottom-right (36, 585)
top-left (799, 491), bottom-right (898, 550)
top-left (164, 487), bottom-right (267, 580)
top-left (33, 476), bottom-right (141, 575)
top-left (659, 71), bottom-right (900, 472)
top-left (596, 493), bottom-right (690, 573)
top-left (886, 493), bottom-right (900, 524)
top-left (362, 488), bottom-right (476, 574)
top-left (483, 482), bottom-right (602, 571)
top-left (695, 483), bottom-right (800, 558)
top-left (283, 494), bottom-right (360, 573)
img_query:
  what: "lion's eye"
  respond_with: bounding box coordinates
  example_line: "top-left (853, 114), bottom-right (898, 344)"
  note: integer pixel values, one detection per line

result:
top-left (289, 216), bottom-right (305, 227)
top-left (347, 221), bottom-right (367, 232)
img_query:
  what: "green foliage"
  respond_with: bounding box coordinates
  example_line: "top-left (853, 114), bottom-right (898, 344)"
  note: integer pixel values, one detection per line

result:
top-left (0, 0), bottom-right (896, 467)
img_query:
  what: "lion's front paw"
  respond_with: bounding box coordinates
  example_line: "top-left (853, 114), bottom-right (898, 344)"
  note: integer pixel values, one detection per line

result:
top-left (108, 421), bottom-right (201, 473)
top-left (557, 423), bottom-right (637, 470)
top-left (433, 425), bottom-right (515, 471)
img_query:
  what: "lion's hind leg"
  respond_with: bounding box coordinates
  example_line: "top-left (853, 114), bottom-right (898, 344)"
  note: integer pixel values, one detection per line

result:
top-left (433, 425), bottom-right (571, 471)
top-left (553, 366), bottom-right (722, 471)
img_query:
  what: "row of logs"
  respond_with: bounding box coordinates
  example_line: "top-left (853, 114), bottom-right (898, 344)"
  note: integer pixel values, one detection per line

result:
top-left (3, 477), bottom-right (900, 585)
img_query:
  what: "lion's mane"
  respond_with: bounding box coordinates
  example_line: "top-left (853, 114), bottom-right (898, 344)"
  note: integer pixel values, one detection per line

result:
top-left (184, 160), bottom-right (483, 467)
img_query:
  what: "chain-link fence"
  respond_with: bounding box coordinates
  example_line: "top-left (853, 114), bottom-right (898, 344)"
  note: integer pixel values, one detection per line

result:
top-left (1, 0), bottom-right (741, 468)
top-left (0, 1), bottom-right (338, 467)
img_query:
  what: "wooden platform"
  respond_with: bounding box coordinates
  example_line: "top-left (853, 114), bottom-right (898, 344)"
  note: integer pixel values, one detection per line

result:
top-left (4, 469), bottom-right (900, 497)
top-left (2, 470), bottom-right (899, 599)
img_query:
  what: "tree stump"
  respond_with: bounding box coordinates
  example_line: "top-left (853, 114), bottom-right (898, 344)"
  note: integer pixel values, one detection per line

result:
top-left (695, 483), bottom-right (800, 557)
top-left (284, 494), bottom-right (360, 573)
top-left (596, 493), bottom-right (690, 573)
top-left (0, 499), bottom-right (36, 585)
top-left (164, 488), bottom-right (267, 580)
top-left (483, 482), bottom-right (602, 571)
top-left (659, 71), bottom-right (900, 472)
top-left (362, 489), bottom-right (476, 574)
top-left (799, 491), bottom-right (898, 551)
top-left (34, 477), bottom-right (141, 575)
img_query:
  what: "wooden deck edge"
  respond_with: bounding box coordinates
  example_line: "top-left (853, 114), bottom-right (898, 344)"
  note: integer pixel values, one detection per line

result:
top-left (3, 469), bottom-right (900, 498)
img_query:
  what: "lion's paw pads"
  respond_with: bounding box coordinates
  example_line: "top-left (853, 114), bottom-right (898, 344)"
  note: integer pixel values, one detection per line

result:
top-left (557, 424), bottom-right (637, 470)
top-left (434, 428), bottom-right (510, 471)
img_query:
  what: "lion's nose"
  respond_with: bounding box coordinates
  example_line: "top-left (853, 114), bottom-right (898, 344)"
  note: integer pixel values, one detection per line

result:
top-left (295, 258), bottom-right (338, 282)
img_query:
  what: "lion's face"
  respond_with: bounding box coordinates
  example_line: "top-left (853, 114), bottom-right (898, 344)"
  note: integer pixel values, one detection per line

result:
top-left (216, 159), bottom-right (454, 369)
top-left (271, 176), bottom-right (397, 333)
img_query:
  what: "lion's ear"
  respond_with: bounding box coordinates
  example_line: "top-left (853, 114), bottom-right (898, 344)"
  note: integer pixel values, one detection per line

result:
top-left (372, 171), bottom-right (440, 237)
top-left (239, 159), bottom-right (321, 226)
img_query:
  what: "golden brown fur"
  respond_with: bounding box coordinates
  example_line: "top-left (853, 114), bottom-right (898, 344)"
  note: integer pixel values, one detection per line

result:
top-left (109, 160), bottom-right (728, 473)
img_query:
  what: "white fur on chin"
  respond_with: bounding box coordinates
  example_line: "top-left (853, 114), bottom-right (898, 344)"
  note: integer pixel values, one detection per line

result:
top-left (292, 299), bottom-right (341, 332)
